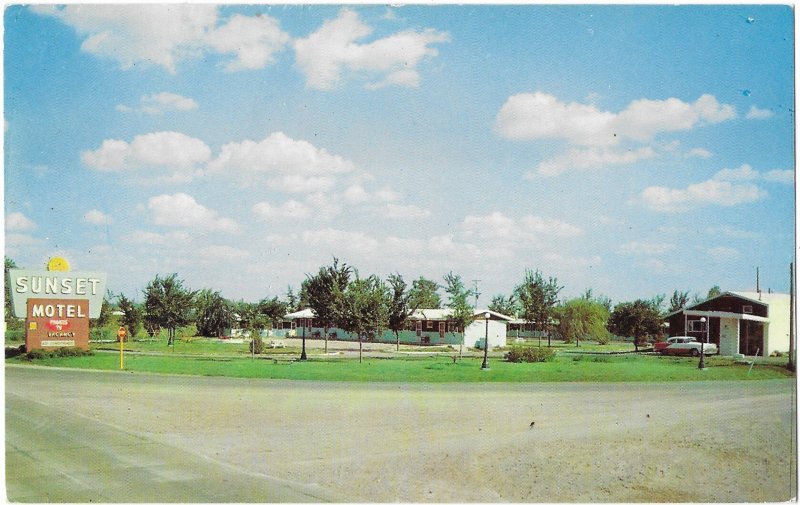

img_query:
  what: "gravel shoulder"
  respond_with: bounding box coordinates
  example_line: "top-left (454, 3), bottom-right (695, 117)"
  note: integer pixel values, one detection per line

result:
top-left (6, 366), bottom-right (797, 502)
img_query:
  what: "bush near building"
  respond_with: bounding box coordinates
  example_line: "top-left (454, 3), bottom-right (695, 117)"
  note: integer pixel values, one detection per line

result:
top-left (506, 346), bottom-right (556, 363)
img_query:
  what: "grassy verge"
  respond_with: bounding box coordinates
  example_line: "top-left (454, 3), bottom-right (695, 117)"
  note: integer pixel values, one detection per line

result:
top-left (7, 352), bottom-right (794, 382)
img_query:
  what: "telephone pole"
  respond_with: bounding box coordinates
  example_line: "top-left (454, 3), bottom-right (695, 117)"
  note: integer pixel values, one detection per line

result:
top-left (472, 279), bottom-right (481, 309)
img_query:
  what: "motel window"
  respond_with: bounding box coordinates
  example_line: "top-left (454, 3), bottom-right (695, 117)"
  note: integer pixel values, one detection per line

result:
top-left (426, 321), bottom-right (433, 330)
top-left (688, 320), bottom-right (706, 332)
top-left (447, 322), bottom-right (456, 332)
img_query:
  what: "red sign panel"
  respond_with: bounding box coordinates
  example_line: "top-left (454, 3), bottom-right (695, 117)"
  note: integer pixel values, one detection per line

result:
top-left (26, 298), bottom-right (90, 351)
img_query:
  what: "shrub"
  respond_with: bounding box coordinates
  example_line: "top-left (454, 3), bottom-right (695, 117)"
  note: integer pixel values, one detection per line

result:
top-left (5, 344), bottom-right (25, 358)
top-left (249, 337), bottom-right (264, 354)
top-left (24, 349), bottom-right (47, 360)
top-left (506, 346), bottom-right (556, 363)
top-left (23, 347), bottom-right (94, 360)
top-left (54, 347), bottom-right (94, 358)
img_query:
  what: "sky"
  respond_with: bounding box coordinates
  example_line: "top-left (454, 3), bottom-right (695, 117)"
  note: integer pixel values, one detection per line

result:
top-left (4, 4), bottom-right (796, 306)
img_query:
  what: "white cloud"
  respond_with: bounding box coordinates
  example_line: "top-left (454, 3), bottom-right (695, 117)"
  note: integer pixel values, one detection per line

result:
top-left (293, 8), bottom-right (449, 90)
top-left (342, 185), bottom-right (370, 204)
top-left (273, 175), bottom-right (339, 194)
top-left (639, 163), bottom-right (793, 212)
top-left (763, 169), bottom-right (793, 184)
top-left (31, 5), bottom-right (289, 74)
top-left (6, 212), bottom-right (36, 231)
top-left (496, 92), bottom-right (735, 147)
top-left (531, 146), bottom-right (656, 177)
top-left (705, 225), bottom-right (761, 240)
top-left (208, 131), bottom-right (354, 191)
top-left (519, 215), bottom-right (583, 237)
top-left (619, 241), bottom-right (676, 255)
top-left (375, 188), bottom-right (401, 202)
top-left (205, 14), bottom-right (290, 71)
top-left (305, 192), bottom-right (343, 220)
top-left (384, 203), bottom-right (431, 220)
top-left (147, 193), bottom-right (239, 233)
top-left (253, 200), bottom-right (312, 221)
top-left (5, 233), bottom-right (43, 247)
top-left (127, 229), bottom-right (192, 246)
top-left (746, 105), bottom-right (774, 120)
top-left (197, 245), bottom-right (250, 261)
top-left (119, 92), bottom-right (198, 115)
top-left (702, 246), bottom-right (740, 260)
top-left (81, 131), bottom-right (211, 181)
top-left (686, 147), bottom-right (712, 159)
top-left (83, 209), bottom-right (113, 225)
top-left (462, 211), bottom-right (582, 240)
top-left (462, 211), bottom-right (516, 239)
top-left (641, 178), bottom-right (766, 213)
top-left (301, 227), bottom-right (380, 254)
top-left (713, 163), bottom-right (759, 181)
top-left (495, 92), bottom-right (616, 146)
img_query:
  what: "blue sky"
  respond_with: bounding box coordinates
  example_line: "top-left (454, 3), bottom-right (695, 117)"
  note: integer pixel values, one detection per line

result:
top-left (4, 4), bottom-right (795, 305)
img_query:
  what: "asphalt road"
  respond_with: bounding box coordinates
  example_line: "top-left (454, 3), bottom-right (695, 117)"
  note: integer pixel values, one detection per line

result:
top-left (5, 366), bottom-right (337, 502)
top-left (5, 364), bottom-right (797, 502)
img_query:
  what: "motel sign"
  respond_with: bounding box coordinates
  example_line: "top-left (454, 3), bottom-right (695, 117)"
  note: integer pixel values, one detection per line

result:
top-left (7, 259), bottom-right (107, 351)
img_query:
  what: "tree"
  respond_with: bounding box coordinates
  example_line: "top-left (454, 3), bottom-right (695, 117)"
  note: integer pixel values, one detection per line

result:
top-left (285, 286), bottom-right (299, 313)
top-left (514, 269), bottom-right (562, 347)
top-left (443, 272), bottom-right (474, 356)
top-left (259, 296), bottom-right (288, 331)
top-left (707, 285), bottom-right (722, 299)
top-left (339, 274), bottom-right (389, 363)
top-left (408, 276), bottom-right (442, 309)
top-left (557, 298), bottom-right (610, 346)
top-left (195, 289), bottom-right (233, 338)
top-left (91, 290), bottom-right (114, 328)
top-left (143, 274), bottom-right (196, 346)
top-left (117, 294), bottom-right (141, 341)
top-left (306, 258), bottom-right (352, 354)
top-left (297, 279), bottom-right (311, 309)
top-left (607, 299), bottom-right (662, 351)
top-left (650, 293), bottom-right (667, 316)
top-left (237, 301), bottom-right (269, 354)
top-left (387, 273), bottom-right (415, 350)
top-left (489, 294), bottom-right (517, 317)
top-left (5, 257), bottom-right (19, 323)
top-left (668, 290), bottom-right (690, 314)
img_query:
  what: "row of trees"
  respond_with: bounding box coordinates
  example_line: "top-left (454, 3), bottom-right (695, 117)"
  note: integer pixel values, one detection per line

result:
top-left (5, 256), bottom-right (724, 355)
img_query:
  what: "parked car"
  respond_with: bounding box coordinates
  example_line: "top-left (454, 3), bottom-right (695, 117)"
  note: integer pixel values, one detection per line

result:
top-left (654, 336), bottom-right (717, 356)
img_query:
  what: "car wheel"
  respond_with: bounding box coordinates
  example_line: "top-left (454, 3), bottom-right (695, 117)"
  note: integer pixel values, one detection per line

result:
top-left (691, 349), bottom-right (699, 357)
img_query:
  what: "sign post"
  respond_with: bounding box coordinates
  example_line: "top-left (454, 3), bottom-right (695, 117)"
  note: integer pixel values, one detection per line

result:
top-left (117, 326), bottom-right (127, 370)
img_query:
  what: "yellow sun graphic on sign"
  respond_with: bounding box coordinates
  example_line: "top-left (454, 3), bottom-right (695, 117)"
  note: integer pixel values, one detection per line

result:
top-left (47, 257), bottom-right (70, 272)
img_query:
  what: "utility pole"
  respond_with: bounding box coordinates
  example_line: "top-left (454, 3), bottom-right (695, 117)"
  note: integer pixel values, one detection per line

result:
top-left (472, 279), bottom-right (481, 310)
top-left (757, 266), bottom-right (761, 300)
top-left (789, 262), bottom-right (795, 371)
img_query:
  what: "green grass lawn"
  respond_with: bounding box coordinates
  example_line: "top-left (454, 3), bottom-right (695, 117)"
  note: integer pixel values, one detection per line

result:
top-left (512, 339), bottom-right (636, 353)
top-left (9, 351), bottom-right (794, 383)
top-left (92, 337), bottom-right (299, 356)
